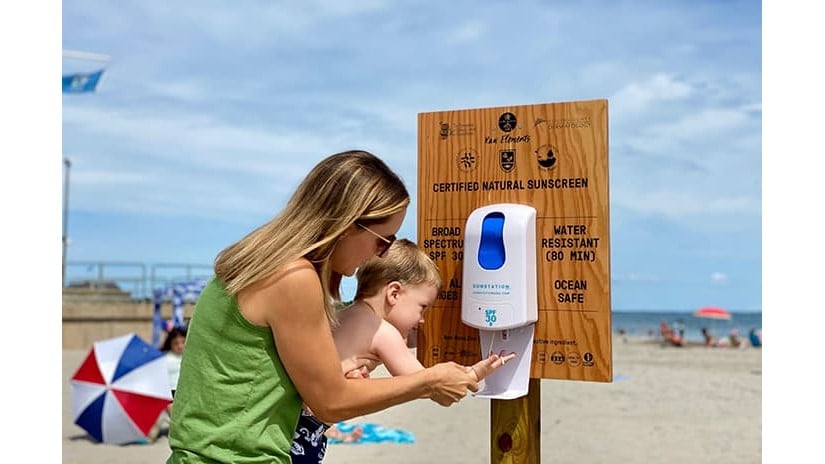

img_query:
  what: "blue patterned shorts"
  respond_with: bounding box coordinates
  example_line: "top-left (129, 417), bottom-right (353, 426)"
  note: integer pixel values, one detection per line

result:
top-left (290, 409), bottom-right (330, 464)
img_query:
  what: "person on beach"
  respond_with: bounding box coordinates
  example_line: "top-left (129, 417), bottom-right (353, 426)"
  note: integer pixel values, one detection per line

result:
top-left (729, 329), bottom-right (743, 348)
top-left (702, 327), bottom-right (733, 347)
top-left (149, 327), bottom-right (187, 437)
top-left (673, 321), bottom-right (685, 342)
top-left (748, 328), bottom-right (762, 347)
top-left (161, 327), bottom-right (187, 398)
top-left (659, 320), bottom-right (684, 347)
top-left (166, 150), bottom-right (509, 464)
top-left (290, 239), bottom-right (515, 463)
top-left (701, 327), bottom-right (715, 346)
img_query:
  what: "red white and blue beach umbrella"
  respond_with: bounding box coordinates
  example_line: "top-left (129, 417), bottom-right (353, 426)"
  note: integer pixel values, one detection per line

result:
top-left (70, 333), bottom-right (172, 444)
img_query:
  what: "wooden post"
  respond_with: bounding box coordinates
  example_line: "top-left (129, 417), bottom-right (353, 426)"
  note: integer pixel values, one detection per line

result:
top-left (491, 379), bottom-right (541, 463)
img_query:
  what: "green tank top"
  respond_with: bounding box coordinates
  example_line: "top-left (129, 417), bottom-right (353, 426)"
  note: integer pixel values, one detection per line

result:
top-left (167, 278), bottom-right (302, 464)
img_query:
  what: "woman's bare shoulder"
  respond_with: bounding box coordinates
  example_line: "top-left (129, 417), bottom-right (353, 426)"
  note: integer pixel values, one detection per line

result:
top-left (255, 258), bottom-right (319, 292)
top-left (238, 258), bottom-right (322, 324)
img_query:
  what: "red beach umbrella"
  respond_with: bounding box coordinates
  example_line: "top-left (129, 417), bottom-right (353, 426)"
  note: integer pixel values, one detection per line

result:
top-left (693, 306), bottom-right (732, 321)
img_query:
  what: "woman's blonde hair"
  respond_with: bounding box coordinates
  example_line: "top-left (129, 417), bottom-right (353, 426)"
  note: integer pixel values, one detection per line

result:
top-left (214, 150), bottom-right (410, 326)
top-left (354, 239), bottom-right (443, 300)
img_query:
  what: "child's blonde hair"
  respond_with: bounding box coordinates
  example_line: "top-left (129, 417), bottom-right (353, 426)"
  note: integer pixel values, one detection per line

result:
top-left (354, 239), bottom-right (442, 300)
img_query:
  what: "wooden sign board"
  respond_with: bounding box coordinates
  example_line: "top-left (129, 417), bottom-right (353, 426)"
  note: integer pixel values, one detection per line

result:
top-left (416, 99), bottom-right (612, 382)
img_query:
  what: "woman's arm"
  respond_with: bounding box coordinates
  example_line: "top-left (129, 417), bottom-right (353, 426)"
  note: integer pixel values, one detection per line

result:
top-left (239, 259), bottom-right (479, 423)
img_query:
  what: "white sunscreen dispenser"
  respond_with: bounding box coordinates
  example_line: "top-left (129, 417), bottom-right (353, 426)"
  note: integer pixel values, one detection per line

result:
top-left (461, 203), bottom-right (538, 399)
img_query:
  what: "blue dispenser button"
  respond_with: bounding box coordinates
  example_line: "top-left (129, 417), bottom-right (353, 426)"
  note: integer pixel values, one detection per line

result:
top-left (478, 212), bottom-right (505, 270)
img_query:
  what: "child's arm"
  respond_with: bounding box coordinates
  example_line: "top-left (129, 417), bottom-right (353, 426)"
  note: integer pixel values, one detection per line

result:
top-left (371, 320), bottom-right (425, 376)
top-left (369, 321), bottom-right (517, 379)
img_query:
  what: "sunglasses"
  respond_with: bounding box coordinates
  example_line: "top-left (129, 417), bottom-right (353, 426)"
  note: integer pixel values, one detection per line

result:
top-left (356, 223), bottom-right (396, 257)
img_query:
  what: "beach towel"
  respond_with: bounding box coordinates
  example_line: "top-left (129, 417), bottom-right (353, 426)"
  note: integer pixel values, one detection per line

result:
top-left (327, 422), bottom-right (415, 445)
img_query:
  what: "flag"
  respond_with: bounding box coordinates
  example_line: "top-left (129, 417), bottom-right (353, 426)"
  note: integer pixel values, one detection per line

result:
top-left (63, 69), bottom-right (105, 94)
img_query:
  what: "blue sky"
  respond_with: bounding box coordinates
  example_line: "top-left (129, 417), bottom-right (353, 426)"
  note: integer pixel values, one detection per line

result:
top-left (60, 0), bottom-right (762, 311)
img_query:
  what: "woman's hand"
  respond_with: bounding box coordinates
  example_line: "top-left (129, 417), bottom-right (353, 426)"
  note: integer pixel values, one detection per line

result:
top-left (424, 352), bottom-right (518, 406)
top-left (424, 362), bottom-right (479, 406)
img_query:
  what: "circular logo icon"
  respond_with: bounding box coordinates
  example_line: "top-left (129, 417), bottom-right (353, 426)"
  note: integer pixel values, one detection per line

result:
top-left (456, 148), bottom-right (477, 172)
top-left (536, 145), bottom-right (558, 170)
top-left (567, 352), bottom-right (581, 367)
top-left (550, 351), bottom-right (565, 365)
top-left (498, 112), bottom-right (517, 132)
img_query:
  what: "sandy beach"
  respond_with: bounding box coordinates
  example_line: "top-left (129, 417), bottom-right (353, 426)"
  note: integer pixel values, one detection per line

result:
top-left (63, 337), bottom-right (761, 463)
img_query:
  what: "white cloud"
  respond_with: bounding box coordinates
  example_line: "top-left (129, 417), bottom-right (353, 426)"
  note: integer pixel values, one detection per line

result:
top-left (73, 169), bottom-right (147, 187)
top-left (614, 272), bottom-right (662, 282)
top-left (612, 73), bottom-right (693, 114)
top-left (630, 107), bottom-right (751, 153)
top-left (64, 105), bottom-right (331, 175)
top-left (615, 190), bottom-right (760, 219)
top-left (448, 20), bottom-right (486, 43)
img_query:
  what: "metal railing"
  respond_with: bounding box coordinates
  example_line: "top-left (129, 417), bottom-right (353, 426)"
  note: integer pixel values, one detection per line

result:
top-left (64, 261), bottom-right (214, 301)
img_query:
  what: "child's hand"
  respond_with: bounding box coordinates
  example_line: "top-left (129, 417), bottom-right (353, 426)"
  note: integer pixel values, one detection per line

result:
top-left (467, 352), bottom-right (517, 381)
top-left (344, 365), bottom-right (371, 379)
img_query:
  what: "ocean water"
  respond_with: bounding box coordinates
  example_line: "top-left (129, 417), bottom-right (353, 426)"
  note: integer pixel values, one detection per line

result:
top-left (612, 311), bottom-right (762, 344)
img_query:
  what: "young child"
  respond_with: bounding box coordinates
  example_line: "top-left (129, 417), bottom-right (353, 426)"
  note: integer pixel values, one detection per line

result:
top-left (161, 327), bottom-right (187, 397)
top-left (290, 239), bottom-right (513, 463)
top-left (334, 238), bottom-right (444, 377)
top-left (142, 327), bottom-right (187, 443)
top-left (158, 327), bottom-right (187, 434)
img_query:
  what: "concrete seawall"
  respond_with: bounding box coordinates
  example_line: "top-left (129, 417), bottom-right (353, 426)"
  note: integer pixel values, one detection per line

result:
top-left (62, 288), bottom-right (194, 348)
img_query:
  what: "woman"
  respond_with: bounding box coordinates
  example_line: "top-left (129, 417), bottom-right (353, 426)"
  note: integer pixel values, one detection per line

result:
top-left (167, 150), bottom-right (506, 463)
